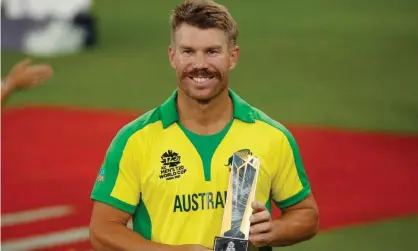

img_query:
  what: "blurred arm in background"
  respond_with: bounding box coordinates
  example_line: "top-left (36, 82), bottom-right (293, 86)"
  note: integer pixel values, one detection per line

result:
top-left (1, 58), bottom-right (53, 107)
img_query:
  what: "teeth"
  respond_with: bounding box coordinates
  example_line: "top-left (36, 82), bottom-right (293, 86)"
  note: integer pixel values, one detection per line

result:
top-left (192, 77), bottom-right (211, 83)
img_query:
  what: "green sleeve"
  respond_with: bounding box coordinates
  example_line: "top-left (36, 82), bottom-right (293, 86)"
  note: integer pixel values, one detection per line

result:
top-left (271, 125), bottom-right (311, 209)
top-left (90, 126), bottom-right (140, 214)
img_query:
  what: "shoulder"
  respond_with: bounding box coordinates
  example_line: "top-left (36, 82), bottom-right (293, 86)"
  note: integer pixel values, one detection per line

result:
top-left (109, 107), bottom-right (162, 150)
top-left (252, 107), bottom-right (295, 139)
top-left (250, 107), bottom-right (300, 152)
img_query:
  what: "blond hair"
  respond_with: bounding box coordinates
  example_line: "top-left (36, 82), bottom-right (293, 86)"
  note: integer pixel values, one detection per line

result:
top-left (170, 0), bottom-right (238, 45)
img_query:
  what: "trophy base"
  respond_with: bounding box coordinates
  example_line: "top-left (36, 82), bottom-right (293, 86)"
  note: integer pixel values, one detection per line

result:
top-left (213, 236), bottom-right (249, 251)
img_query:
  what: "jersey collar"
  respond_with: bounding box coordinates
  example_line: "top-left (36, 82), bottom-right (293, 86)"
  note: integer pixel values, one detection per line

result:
top-left (160, 88), bottom-right (256, 129)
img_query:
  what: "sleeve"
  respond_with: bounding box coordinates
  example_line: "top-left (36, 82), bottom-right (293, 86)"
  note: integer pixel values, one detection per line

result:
top-left (271, 130), bottom-right (311, 209)
top-left (90, 128), bottom-right (142, 214)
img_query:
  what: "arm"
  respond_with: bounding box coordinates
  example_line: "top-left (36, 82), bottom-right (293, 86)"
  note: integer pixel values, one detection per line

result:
top-left (250, 195), bottom-right (318, 247)
top-left (1, 58), bottom-right (53, 107)
top-left (90, 201), bottom-right (189, 251)
top-left (249, 129), bottom-right (319, 247)
top-left (89, 129), bottom-right (208, 251)
top-left (269, 194), bottom-right (319, 246)
top-left (1, 78), bottom-right (15, 106)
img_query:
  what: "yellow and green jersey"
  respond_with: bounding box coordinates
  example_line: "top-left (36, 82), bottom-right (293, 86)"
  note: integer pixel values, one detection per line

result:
top-left (90, 89), bottom-right (311, 250)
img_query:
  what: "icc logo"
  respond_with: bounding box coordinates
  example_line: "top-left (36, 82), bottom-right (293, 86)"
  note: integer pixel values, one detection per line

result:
top-left (159, 150), bottom-right (187, 180)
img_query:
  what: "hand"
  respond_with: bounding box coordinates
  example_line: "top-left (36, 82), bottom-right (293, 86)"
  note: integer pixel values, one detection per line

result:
top-left (249, 201), bottom-right (273, 247)
top-left (4, 58), bottom-right (53, 90)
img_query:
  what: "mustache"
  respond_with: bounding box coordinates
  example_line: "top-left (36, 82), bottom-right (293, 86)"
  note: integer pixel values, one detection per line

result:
top-left (183, 68), bottom-right (220, 78)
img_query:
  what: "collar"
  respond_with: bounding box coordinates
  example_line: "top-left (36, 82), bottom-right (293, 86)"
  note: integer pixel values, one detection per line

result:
top-left (159, 88), bottom-right (256, 129)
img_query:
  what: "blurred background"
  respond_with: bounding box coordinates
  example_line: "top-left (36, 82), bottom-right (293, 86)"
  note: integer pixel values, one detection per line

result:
top-left (1, 0), bottom-right (418, 250)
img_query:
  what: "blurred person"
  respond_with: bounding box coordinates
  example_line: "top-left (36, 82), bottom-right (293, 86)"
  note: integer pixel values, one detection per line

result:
top-left (1, 0), bottom-right (96, 56)
top-left (89, 0), bottom-right (319, 251)
top-left (1, 58), bottom-right (53, 106)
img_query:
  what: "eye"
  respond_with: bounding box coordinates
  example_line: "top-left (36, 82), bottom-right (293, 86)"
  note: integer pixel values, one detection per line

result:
top-left (182, 49), bottom-right (192, 54)
top-left (207, 50), bottom-right (219, 55)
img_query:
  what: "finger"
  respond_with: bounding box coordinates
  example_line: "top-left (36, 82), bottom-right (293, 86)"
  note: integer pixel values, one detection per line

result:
top-left (37, 76), bottom-right (51, 84)
top-left (251, 201), bottom-right (265, 213)
top-left (26, 67), bottom-right (54, 85)
top-left (249, 233), bottom-right (271, 247)
top-left (29, 65), bottom-right (54, 77)
top-left (28, 74), bottom-right (48, 86)
top-left (250, 210), bottom-right (271, 224)
top-left (249, 221), bottom-right (272, 235)
top-left (15, 58), bottom-right (32, 69)
top-left (31, 78), bottom-right (44, 86)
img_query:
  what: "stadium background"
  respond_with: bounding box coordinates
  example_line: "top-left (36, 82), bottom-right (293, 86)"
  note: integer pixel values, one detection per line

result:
top-left (2, 0), bottom-right (418, 250)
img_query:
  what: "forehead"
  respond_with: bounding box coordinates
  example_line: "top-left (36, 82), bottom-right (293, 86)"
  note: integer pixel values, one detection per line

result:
top-left (173, 24), bottom-right (228, 48)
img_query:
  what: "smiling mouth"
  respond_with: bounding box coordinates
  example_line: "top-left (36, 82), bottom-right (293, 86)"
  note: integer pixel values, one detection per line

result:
top-left (189, 76), bottom-right (214, 83)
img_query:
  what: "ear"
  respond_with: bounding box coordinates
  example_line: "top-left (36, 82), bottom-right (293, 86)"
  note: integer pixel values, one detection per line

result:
top-left (168, 45), bottom-right (176, 69)
top-left (229, 45), bottom-right (240, 70)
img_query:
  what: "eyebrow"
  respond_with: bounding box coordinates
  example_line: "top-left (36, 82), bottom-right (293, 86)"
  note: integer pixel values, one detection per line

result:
top-left (207, 45), bottom-right (223, 51)
top-left (179, 45), bottom-right (193, 50)
top-left (178, 45), bottom-right (223, 50)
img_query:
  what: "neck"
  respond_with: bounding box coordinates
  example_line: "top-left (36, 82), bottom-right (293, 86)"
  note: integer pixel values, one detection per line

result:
top-left (177, 89), bottom-right (233, 135)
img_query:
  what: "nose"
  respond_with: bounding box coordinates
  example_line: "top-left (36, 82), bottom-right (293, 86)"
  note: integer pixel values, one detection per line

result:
top-left (193, 51), bottom-right (209, 69)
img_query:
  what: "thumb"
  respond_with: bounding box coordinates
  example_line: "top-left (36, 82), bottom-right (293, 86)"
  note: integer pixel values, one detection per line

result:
top-left (16, 58), bottom-right (32, 68)
top-left (251, 201), bottom-right (266, 213)
top-left (11, 58), bottom-right (32, 73)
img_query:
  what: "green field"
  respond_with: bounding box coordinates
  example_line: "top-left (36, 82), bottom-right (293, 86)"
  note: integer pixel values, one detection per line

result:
top-left (2, 0), bottom-right (418, 250)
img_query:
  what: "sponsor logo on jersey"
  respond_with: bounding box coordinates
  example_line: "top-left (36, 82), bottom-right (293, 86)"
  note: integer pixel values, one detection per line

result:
top-left (96, 167), bottom-right (105, 182)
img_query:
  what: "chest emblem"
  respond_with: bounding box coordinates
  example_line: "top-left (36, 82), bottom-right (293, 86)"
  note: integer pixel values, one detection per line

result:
top-left (159, 150), bottom-right (187, 180)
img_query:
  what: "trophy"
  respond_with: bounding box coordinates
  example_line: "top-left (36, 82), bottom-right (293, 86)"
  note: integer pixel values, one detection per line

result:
top-left (213, 151), bottom-right (260, 251)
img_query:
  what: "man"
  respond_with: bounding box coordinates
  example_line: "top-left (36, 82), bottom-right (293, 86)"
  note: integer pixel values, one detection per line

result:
top-left (2, 58), bottom-right (53, 106)
top-left (89, 0), bottom-right (319, 250)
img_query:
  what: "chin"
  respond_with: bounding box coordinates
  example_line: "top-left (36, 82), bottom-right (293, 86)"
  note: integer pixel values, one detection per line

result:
top-left (179, 79), bottom-right (227, 102)
top-left (188, 90), bottom-right (216, 103)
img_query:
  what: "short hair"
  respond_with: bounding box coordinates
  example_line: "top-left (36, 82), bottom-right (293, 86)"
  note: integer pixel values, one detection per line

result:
top-left (169, 0), bottom-right (238, 45)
